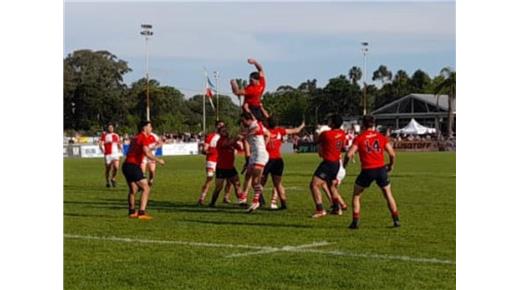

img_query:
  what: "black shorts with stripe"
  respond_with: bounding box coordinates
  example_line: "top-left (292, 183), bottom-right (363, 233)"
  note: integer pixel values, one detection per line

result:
top-left (355, 166), bottom-right (390, 188)
top-left (263, 158), bottom-right (284, 177)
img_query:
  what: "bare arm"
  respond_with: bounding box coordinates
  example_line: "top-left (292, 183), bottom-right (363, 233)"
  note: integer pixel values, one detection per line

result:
top-left (242, 102), bottom-right (251, 113)
top-left (285, 122), bottom-right (305, 135)
top-left (263, 128), bottom-right (271, 146)
top-left (231, 79), bottom-right (245, 96)
top-left (98, 139), bottom-right (104, 153)
top-left (344, 144), bottom-right (358, 167)
top-left (202, 143), bottom-right (209, 155)
top-left (384, 142), bottom-right (396, 172)
top-left (143, 145), bottom-right (165, 165)
top-left (248, 58), bottom-right (264, 77)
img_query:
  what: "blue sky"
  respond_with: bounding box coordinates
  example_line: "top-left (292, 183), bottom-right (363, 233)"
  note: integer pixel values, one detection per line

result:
top-left (64, 1), bottom-right (455, 100)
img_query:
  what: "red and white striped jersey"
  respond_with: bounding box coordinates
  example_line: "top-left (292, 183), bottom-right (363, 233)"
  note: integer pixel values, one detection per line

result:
top-left (100, 132), bottom-right (120, 155)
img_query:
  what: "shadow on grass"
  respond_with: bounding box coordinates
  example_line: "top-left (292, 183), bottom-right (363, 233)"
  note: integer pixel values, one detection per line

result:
top-left (180, 218), bottom-right (313, 229)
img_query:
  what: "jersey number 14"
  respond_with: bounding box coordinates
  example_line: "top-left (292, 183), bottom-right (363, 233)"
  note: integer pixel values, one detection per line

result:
top-left (365, 139), bottom-right (381, 153)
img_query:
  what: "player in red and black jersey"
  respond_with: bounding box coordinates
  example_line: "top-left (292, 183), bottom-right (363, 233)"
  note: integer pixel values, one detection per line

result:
top-left (122, 121), bottom-right (165, 220)
top-left (309, 114), bottom-right (347, 218)
top-left (208, 126), bottom-right (244, 207)
top-left (230, 58), bottom-right (270, 122)
top-left (344, 115), bottom-right (400, 229)
top-left (262, 116), bottom-right (305, 210)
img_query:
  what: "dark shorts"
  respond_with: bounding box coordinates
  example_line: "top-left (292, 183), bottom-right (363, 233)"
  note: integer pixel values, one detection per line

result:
top-left (249, 106), bottom-right (265, 123)
top-left (263, 158), bottom-right (284, 177)
top-left (355, 166), bottom-right (390, 188)
top-left (216, 168), bottom-right (238, 179)
top-left (122, 162), bottom-right (145, 183)
top-left (313, 160), bottom-right (340, 182)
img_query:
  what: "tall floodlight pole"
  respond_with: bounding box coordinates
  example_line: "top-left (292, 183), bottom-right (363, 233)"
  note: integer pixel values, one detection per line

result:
top-left (141, 24), bottom-right (153, 121)
top-left (214, 71), bottom-right (219, 120)
top-left (361, 42), bottom-right (369, 116)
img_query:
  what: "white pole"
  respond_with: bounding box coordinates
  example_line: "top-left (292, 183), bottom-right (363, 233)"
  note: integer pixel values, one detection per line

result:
top-left (145, 35), bottom-right (150, 121)
top-left (203, 71), bottom-right (207, 134)
top-left (214, 71), bottom-right (219, 120)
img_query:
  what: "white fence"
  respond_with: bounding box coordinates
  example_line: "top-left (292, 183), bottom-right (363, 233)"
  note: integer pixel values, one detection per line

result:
top-left (64, 143), bottom-right (200, 158)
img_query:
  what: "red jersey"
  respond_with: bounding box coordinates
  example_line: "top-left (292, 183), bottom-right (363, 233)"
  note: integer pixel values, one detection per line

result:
top-left (266, 127), bottom-right (287, 159)
top-left (353, 129), bottom-right (388, 169)
top-left (204, 132), bottom-right (220, 162)
top-left (216, 137), bottom-right (238, 170)
top-left (125, 132), bottom-right (154, 165)
top-left (100, 132), bottom-right (120, 155)
top-left (318, 129), bottom-right (346, 162)
top-left (244, 75), bottom-right (266, 107)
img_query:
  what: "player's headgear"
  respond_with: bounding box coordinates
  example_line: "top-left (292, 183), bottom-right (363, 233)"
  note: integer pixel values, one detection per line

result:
top-left (362, 115), bottom-right (376, 128)
top-left (249, 72), bottom-right (260, 80)
top-left (328, 114), bottom-right (343, 129)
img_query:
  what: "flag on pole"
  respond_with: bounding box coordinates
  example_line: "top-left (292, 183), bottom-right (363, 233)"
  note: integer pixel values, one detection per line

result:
top-left (204, 73), bottom-right (216, 110)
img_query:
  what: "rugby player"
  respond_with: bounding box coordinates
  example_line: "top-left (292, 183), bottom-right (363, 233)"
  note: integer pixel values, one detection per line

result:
top-left (198, 120), bottom-right (225, 205)
top-left (239, 112), bottom-right (270, 212)
top-left (230, 58), bottom-right (270, 122)
top-left (262, 116), bottom-right (305, 210)
top-left (309, 114), bottom-right (346, 218)
top-left (345, 115), bottom-right (400, 229)
top-left (122, 121), bottom-right (165, 220)
top-left (208, 127), bottom-right (244, 207)
top-left (140, 131), bottom-right (162, 187)
top-left (99, 123), bottom-right (122, 188)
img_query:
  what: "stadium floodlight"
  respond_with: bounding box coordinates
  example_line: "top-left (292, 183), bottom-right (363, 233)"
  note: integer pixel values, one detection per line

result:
top-left (140, 24), bottom-right (153, 121)
top-left (361, 42), bottom-right (369, 116)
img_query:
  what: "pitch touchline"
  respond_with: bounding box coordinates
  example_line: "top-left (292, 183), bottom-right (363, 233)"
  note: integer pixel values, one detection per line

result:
top-left (64, 234), bottom-right (455, 265)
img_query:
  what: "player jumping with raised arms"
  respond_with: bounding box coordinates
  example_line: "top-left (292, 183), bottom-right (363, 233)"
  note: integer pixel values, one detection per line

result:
top-left (230, 58), bottom-right (270, 122)
top-left (345, 115), bottom-right (400, 229)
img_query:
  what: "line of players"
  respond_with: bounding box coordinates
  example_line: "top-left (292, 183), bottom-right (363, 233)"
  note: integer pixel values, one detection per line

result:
top-left (99, 58), bottom-right (400, 228)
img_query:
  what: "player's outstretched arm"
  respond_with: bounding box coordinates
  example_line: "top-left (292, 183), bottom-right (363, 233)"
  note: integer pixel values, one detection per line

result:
top-left (285, 121), bottom-right (305, 135)
top-left (247, 58), bottom-right (264, 77)
top-left (144, 145), bottom-right (165, 165)
top-left (230, 79), bottom-right (245, 96)
top-left (384, 143), bottom-right (396, 172)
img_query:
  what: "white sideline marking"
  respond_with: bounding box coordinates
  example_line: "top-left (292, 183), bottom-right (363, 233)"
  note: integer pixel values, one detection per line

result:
top-left (65, 234), bottom-right (455, 265)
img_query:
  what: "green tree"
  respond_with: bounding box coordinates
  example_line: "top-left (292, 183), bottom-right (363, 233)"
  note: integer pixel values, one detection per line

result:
top-left (372, 65), bottom-right (393, 85)
top-left (348, 66), bottom-right (363, 85)
top-left (434, 67), bottom-right (456, 137)
top-left (410, 69), bottom-right (432, 92)
top-left (63, 49), bottom-right (131, 131)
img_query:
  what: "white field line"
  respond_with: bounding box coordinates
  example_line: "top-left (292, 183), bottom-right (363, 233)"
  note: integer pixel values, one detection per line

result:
top-left (225, 241), bottom-right (331, 258)
top-left (64, 234), bottom-right (455, 265)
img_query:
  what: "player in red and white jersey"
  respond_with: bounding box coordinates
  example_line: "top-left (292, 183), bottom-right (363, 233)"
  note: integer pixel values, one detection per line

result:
top-left (99, 124), bottom-right (122, 188)
top-left (198, 120), bottom-right (225, 205)
top-left (309, 115), bottom-right (347, 218)
top-left (208, 127), bottom-right (245, 207)
top-left (345, 115), bottom-right (400, 229)
top-left (230, 58), bottom-right (270, 122)
top-left (122, 121), bottom-right (165, 220)
top-left (239, 112), bottom-right (270, 212)
top-left (140, 132), bottom-right (162, 187)
top-left (261, 116), bottom-right (305, 210)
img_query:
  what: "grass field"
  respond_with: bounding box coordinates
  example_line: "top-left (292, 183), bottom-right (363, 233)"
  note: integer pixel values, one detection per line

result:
top-left (64, 152), bottom-right (455, 289)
